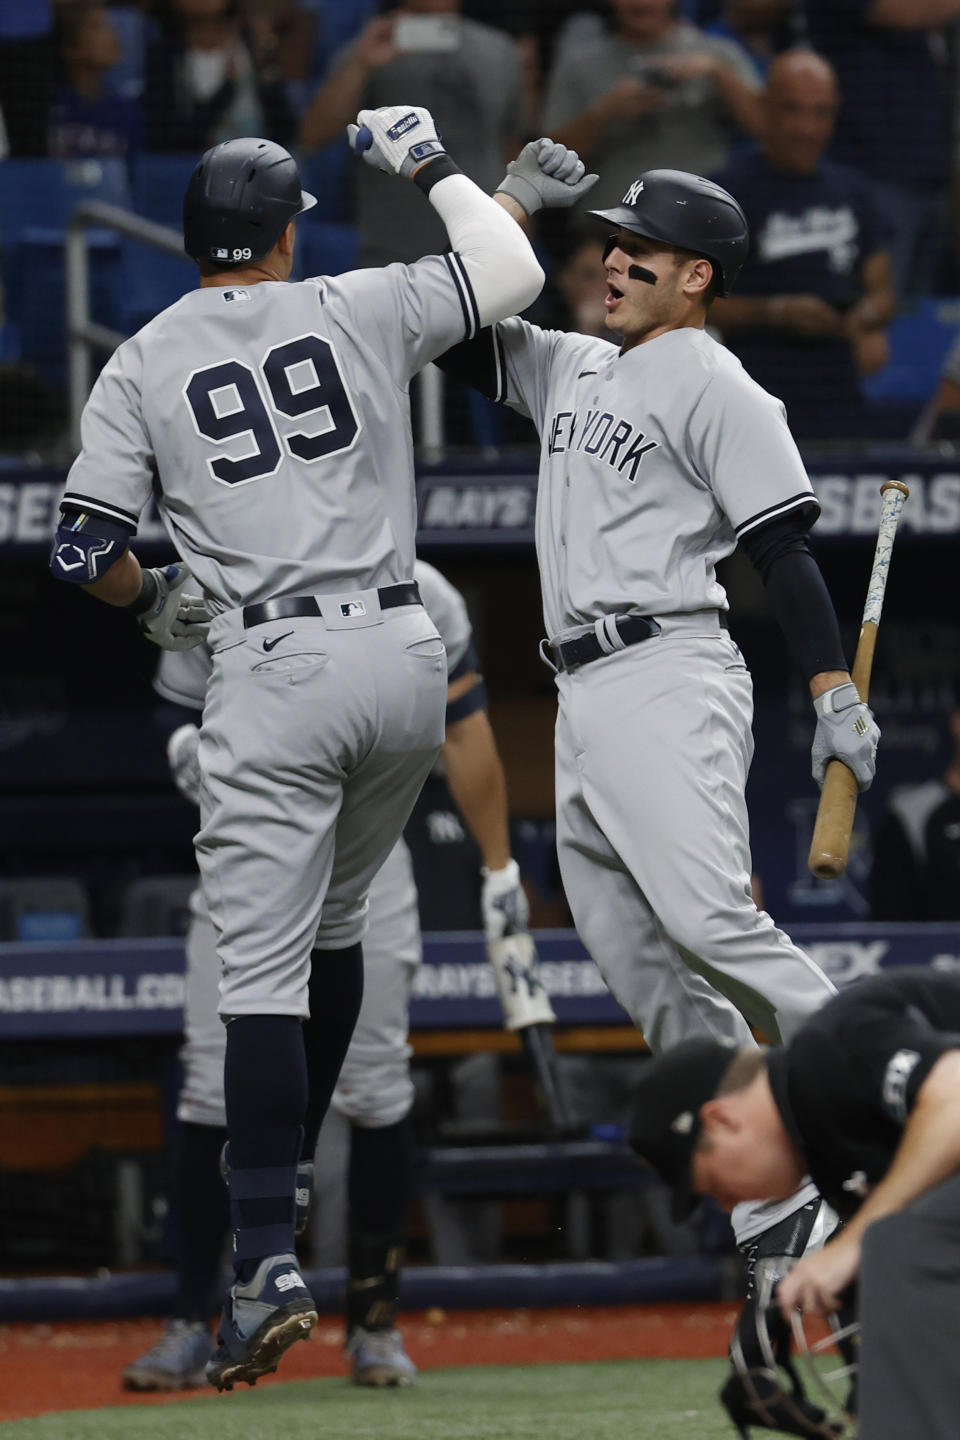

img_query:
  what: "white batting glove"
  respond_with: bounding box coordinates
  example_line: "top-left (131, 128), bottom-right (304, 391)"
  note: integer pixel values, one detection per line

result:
top-left (496, 138), bottom-right (599, 215)
top-left (167, 723), bottom-right (201, 807)
top-left (811, 682), bottom-right (880, 792)
top-left (137, 564), bottom-right (209, 651)
top-left (488, 934), bottom-right (556, 1031)
top-left (347, 105), bottom-right (446, 180)
top-left (481, 858), bottom-right (529, 941)
top-left (482, 859), bottom-right (556, 1031)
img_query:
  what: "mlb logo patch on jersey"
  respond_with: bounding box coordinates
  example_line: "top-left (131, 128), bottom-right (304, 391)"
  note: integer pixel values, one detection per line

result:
top-left (223, 289), bottom-right (250, 303)
top-left (387, 111), bottom-right (420, 142)
top-left (340, 600), bottom-right (366, 618)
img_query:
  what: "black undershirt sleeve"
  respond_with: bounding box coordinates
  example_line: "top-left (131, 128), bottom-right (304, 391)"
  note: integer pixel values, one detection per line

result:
top-left (739, 513), bottom-right (848, 681)
top-left (434, 326), bottom-right (503, 401)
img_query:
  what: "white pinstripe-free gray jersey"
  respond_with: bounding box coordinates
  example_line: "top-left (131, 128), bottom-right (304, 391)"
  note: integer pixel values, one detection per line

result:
top-left (154, 559), bottom-right (474, 710)
top-left (490, 320), bottom-right (818, 638)
top-left (62, 257), bottom-right (480, 613)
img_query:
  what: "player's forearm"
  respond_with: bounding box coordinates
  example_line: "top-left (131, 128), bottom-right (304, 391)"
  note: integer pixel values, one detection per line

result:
top-left (442, 709), bottom-right (512, 871)
top-left (843, 1051), bottom-right (960, 1244)
top-left (711, 66), bottom-right (763, 138)
top-left (869, 0), bottom-right (960, 26)
top-left (427, 172), bottom-right (544, 323)
top-left (82, 547), bottom-right (143, 606)
top-left (301, 53), bottom-right (370, 153)
top-left (493, 190), bottom-right (532, 233)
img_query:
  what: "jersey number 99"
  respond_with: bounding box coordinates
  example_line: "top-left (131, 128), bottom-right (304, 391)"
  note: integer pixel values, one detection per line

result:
top-left (184, 334), bottom-right (359, 485)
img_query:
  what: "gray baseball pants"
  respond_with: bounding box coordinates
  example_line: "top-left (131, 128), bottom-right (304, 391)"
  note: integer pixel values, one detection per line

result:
top-left (195, 591), bottom-right (445, 1020)
top-left (553, 613), bottom-right (836, 1051)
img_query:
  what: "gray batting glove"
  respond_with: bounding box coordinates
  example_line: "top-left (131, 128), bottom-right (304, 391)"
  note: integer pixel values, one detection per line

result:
top-left (137, 564), bottom-right (210, 651)
top-left (347, 104), bottom-right (446, 180)
top-left (811, 682), bottom-right (880, 791)
top-left (496, 138), bottom-right (599, 215)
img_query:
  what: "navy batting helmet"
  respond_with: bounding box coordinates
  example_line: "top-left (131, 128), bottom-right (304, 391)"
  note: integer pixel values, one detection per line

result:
top-left (183, 138), bottom-right (317, 265)
top-left (587, 169), bottom-right (749, 296)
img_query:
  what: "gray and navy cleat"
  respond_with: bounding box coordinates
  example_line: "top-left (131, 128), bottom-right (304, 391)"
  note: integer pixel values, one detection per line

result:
top-left (346, 1326), bottom-right (417, 1388)
top-left (122, 1319), bottom-right (212, 1391)
top-left (205, 1253), bottom-right (317, 1391)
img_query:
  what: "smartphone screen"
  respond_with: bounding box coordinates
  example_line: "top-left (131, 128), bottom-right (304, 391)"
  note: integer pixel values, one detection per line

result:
top-left (393, 14), bottom-right (461, 52)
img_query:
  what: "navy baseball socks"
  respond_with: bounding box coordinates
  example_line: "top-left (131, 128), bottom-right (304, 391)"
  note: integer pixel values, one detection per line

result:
top-left (344, 1117), bottom-right (417, 1386)
top-left (209, 1015), bottom-right (316, 1390)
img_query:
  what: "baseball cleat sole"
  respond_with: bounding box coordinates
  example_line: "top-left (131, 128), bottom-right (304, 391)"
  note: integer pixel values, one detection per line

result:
top-left (206, 1306), bottom-right (318, 1392)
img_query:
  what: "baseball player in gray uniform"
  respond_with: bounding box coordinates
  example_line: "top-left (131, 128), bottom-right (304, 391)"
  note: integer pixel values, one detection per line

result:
top-left (436, 155), bottom-right (882, 1433)
top-left (50, 110), bottom-right (544, 1390)
top-left (122, 560), bottom-right (545, 1391)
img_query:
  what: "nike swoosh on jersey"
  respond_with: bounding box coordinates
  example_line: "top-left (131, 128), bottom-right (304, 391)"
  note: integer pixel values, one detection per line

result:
top-left (262, 630), bottom-right (294, 652)
top-left (577, 370), bottom-right (598, 379)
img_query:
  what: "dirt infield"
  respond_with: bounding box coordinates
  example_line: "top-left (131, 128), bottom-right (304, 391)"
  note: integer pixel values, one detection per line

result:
top-left (0, 1303), bottom-right (740, 1423)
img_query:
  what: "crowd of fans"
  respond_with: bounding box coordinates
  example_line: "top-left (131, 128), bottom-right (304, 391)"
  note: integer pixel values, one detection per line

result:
top-left (1, 0), bottom-right (960, 440)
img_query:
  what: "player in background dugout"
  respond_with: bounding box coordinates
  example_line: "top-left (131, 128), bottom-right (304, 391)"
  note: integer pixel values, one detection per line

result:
top-left (870, 701), bottom-right (960, 922)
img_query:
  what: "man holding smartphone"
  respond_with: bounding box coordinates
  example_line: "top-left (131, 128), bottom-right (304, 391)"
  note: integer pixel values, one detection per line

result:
top-left (301, 3), bottom-right (525, 265)
top-left (542, 0), bottom-right (763, 209)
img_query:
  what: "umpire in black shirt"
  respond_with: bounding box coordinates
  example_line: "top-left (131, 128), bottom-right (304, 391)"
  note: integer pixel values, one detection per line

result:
top-left (630, 967), bottom-right (960, 1440)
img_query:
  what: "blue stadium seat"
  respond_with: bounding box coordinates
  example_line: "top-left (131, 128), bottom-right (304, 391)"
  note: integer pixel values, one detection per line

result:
top-left (294, 219), bottom-right (357, 280)
top-left (0, 156), bottom-right (130, 250)
top-left (0, 159), bottom-right (130, 388)
top-left (131, 152), bottom-right (197, 230)
top-left (120, 239), bottom-right (194, 334)
top-left (863, 298), bottom-right (960, 403)
top-left (0, 877), bottom-right (90, 942)
top-left (300, 143), bottom-right (354, 224)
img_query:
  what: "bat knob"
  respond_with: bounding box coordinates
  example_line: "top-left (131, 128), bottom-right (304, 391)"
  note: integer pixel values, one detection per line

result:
top-left (354, 125), bottom-right (373, 154)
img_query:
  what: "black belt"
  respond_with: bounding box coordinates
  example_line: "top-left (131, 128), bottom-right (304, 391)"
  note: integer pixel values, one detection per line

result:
top-left (549, 611), bottom-right (727, 673)
top-left (243, 581), bottom-right (421, 630)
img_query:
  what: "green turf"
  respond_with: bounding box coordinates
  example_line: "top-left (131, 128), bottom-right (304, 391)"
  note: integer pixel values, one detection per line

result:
top-left (5, 1361), bottom-right (737, 1440)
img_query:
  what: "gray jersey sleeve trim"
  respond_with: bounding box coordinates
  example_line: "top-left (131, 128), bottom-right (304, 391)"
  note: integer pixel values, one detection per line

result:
top-left (735, 492), bottom-right (819, 539)
top-left (60, 492), bottom-right (140, 529)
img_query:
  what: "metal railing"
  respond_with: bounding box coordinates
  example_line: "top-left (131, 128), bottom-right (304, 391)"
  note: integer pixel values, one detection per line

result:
top-left (65, 201), bottom-right (447, 455)
top-left (66, 201), bottom-right (192, 451)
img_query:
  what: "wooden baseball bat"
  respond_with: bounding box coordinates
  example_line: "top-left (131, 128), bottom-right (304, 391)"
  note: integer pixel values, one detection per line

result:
top-left (807, 480), bottom-right (909, 879)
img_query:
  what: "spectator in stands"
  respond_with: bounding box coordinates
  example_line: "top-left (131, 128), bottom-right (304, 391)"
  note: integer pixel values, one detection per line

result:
top-left (540, 0), bottom-right (764, 212)
top-left (705, 0), bottom-right (796, 76)
top-left (143, 0), bottom-right (295, 154)
top-left (911, 330), bottom-right (960, 443)
top-left (48, 3), bottom-right (142, 163)
top-left (300, 3), bottom-right (525, 266)
top-left (0, 1), bottom-right (54, 156)
top-left (535, 230), bottom-right (613, 340)
top-left (710, 48), bottom-right (895, 440)
top-left (870, 702), bottom-right (960, 921)
top-left (801, 0), bottom-right (960, 302)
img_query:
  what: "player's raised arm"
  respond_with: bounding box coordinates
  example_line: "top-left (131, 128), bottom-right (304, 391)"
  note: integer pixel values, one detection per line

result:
top-left (349, 106), bottom-right (545, 326)
top-left (433, 139), bottom-right (598, 412)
